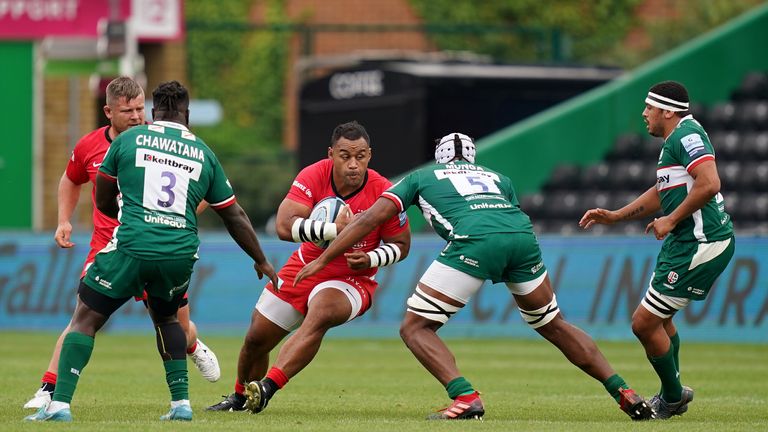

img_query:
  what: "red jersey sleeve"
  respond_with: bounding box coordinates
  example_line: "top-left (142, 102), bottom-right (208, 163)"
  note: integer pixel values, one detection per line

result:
top-left (65, 143), bottom-right (90, 185)
top-left (379, 207), bottom-right (409, 238)
top-left (285, 160), bottom-right (329, 208)
top-left (369, 173), bottom-right (409, 239)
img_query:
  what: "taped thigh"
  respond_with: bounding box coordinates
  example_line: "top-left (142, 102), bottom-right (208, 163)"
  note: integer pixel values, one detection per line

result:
top-left (519, 294), bottom-right (560, 329)
top-left (406, 286), bottom-right (462, 324)
top-left (641, 286), bottom-right (689, 319)
top-left (419, 261), bottom-right (484, 304)
top-left (505, 271), bottom-right (547, 296)
top-left (308, 279), bottom-right (364, 322)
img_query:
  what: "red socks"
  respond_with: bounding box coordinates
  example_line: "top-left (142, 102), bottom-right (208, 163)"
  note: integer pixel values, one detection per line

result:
top-left (265, 367), bottom-right (289, 389)
top-left (233, 367), bottom-right (288, 396)
top-left (235, 380), bottom-right (246, 395)
top-left (456, 391), bottom-right (480, 403)
top-left (42, 371), bottom-right (57, 385)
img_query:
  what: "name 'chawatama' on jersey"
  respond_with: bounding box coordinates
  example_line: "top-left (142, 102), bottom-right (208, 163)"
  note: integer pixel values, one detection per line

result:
top-left (656, 115), bottom-right (733, 242)
top-left (99, 121), bottom-right (235, 259)
top-left (383, 161), bottom-right (533, 241)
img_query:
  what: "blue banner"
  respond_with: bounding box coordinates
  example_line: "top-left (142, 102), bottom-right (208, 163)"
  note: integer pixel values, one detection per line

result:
top-left (0, 232), bottom-right (765, 342)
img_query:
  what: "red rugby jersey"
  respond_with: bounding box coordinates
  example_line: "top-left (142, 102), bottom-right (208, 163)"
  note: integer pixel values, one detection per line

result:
top-left (64, 126), bottom-right (118, 253)
top-left (286, 159), bottom-right (408, 277)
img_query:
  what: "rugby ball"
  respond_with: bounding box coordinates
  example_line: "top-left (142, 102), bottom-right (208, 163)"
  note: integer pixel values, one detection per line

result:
top-left (308, 196), bottom-right (347, 248)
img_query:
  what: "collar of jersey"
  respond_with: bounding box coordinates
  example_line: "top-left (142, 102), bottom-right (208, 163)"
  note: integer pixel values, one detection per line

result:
top-left (664, 114), bottom-right (695, 141)
top-left (152, 120), bottom-right (189, 131)
top-left (331, 169), bottom-right (369, 200)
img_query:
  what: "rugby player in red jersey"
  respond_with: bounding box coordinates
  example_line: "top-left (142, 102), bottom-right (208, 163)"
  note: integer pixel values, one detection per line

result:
top-left (207, 121), bottom-right (411, 413)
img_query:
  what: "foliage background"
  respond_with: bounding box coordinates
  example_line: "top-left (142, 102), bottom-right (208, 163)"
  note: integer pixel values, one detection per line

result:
top-left (186, 0), bottom-right (292, 229)
top-left (183, 0), bottom-right (764, 228)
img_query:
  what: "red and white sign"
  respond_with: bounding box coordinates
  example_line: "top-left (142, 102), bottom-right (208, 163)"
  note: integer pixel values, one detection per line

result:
top-left (0, 0), bottom-right (182, 41)
top-left (131, 0), bottom-right (183, 41)
top-left (0, 0), bottom-right (129, 39)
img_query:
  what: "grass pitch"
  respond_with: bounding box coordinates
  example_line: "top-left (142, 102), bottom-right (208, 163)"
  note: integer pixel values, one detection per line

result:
top-left (1, 331), bottom-right (766, 431)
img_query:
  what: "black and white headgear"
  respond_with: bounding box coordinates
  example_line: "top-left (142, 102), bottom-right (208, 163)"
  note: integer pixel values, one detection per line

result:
top-left (434, 132), bottom-right (476, 164)
top-left (645, 81), bottom-right (690, 112)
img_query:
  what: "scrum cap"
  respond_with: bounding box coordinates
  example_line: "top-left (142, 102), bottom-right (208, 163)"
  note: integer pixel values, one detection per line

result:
top-left (434, 133), bottom-right (476, 164)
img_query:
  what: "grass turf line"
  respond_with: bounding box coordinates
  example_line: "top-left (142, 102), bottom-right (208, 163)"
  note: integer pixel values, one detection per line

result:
top-left (1, 332), bottom-right (766, 431)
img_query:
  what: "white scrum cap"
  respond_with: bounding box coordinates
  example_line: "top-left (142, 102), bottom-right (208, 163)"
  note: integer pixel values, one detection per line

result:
top-left (434, 132), bottom-right (476, 164)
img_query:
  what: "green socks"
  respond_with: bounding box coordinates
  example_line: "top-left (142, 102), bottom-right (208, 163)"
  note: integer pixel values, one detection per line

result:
top-left (54, 332), bottom-right (95, 404)
top-left (602, 374), bottom-right (629, 403)
top-left (164, 359), bottom-right (189, 401)
top-left (670, 332), bottom-right (681, 373)
top-left (649, 345), bottom-right (683, 403)
top-left (445, 376), bottom-right (475, 399)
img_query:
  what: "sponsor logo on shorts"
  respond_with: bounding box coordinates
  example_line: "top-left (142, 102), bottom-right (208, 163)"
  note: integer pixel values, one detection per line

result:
top-left (531, 261), bottom-right (544, 274)
top-left (663, 283), bottom-right (675, 290)
top-left (459, 255), bottom-right (479, 268)
top-left (169, 279), bottom-right (190, 297)
top-left (687, 286), bottom-right (705, 296)
top-left (95, 275), bottom-right (112, 289)
top-left (667, 271), bottom-right (678, 284)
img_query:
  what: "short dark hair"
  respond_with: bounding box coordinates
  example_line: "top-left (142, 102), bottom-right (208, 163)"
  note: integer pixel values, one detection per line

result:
top-left (331, 121), bottom-right (370, 147)
top-left (106, 76), bottom-right (143, 106)
top-left (152, 80), bottom-right (189, 114)
top-left (649, 81), bottom-right (690, 117)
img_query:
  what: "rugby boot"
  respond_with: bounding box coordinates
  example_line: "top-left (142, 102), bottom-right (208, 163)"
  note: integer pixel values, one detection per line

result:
top-left (206, 393), bottom-right (246, 411)
top-left (427, 392), bottom-right (484, 420)
top-left (189, 339), bottom-right (221, 382)
top-left (650, 386), bottom-right (694, 419)
top-left (244, 380), bottom-right (271, 414)
top-left (23, 386), bottom-right (53, 409)
top-left (23, 404), bottom-right (72, 422)
top-left (160, 403), bottom-right (193, 421)
top-left (618, 388), bottom-right (656, 420)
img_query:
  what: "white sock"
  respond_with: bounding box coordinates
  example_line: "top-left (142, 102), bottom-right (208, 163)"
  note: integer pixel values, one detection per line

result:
top-left (170, 399), bottom-right (190, 409)
top-left (47, 401), bottom-right (70, 412)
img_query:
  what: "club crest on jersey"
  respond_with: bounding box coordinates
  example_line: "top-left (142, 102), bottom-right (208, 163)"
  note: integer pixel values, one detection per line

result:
top-left (667, 271), bottom-right (679, 284)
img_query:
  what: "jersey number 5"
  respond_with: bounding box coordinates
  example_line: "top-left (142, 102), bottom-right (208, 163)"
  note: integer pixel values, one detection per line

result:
top-left (435, 170), bottom-right (501, 196)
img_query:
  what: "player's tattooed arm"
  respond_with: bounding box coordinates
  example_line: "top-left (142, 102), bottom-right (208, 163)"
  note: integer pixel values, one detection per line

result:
top-left (621, 205), bottom-right (645, 220)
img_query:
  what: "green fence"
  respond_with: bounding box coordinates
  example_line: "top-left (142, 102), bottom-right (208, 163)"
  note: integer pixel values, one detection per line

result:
top-left (0, 42), bottom-right (34, 228)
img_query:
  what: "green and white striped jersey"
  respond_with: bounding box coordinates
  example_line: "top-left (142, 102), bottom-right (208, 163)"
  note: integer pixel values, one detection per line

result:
top-left (99, 121), bottom-right (235, 259)
top-left (655, 115), bottom-right (733, 242)
top-left (383, 161), bottom-right (533, 241)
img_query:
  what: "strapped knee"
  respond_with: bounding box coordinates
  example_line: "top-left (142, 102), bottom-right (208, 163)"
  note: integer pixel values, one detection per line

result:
top-left (155, 322), bottom-right (187, 361)
top-left (519, 294), bottom-right (559, 329)
top-left (406, 287), bottom-right (462, 324)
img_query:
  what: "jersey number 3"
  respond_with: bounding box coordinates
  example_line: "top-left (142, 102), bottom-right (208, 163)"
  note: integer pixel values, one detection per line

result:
top-left (136, 149), bottom-right (202, 215)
